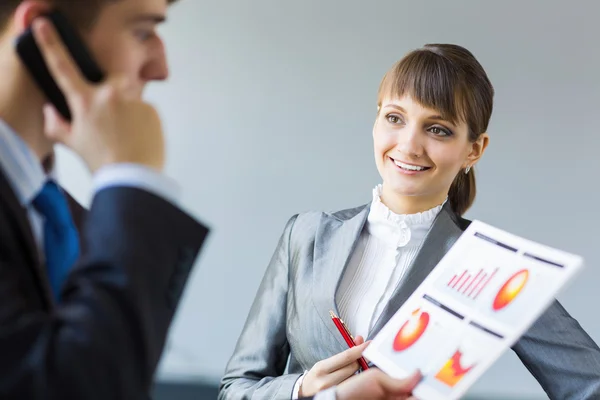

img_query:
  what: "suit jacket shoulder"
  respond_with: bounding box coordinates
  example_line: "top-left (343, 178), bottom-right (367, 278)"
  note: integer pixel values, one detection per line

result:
top-left (287, 204), bottom-right (369, 256)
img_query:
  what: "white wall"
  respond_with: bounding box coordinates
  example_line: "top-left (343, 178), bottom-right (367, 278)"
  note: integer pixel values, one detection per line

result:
top-left (56, 0), bottom-right (600, 398)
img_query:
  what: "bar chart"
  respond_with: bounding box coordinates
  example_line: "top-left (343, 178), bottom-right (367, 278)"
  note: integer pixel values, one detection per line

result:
top-left (444, 266), bottom-right (499, 300)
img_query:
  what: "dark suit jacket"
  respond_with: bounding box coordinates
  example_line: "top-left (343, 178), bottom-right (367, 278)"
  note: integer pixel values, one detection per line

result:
top-left (0, 166), bottom-right (209, 399)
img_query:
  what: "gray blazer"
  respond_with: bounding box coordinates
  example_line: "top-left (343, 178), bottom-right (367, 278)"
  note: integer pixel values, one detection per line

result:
top-left (219, 202), bottom-right (600, 400)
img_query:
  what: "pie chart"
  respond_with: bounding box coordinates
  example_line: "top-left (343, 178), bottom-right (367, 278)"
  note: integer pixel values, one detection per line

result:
top-left (393, 308), bottom-right (430, 351)
top-left (493, 269), bottom-right (529, 311)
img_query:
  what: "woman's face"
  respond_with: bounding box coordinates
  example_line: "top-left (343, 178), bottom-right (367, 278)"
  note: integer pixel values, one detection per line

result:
top-left (373, 94), bottom-right (488, 212)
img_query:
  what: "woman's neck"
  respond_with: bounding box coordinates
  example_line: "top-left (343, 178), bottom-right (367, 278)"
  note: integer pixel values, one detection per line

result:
top-left (379, 184), bottom-right (447, 215)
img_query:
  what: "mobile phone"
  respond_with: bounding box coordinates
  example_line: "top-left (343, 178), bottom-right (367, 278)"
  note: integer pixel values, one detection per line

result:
top-left (14, 9), bottom-right (105, 121)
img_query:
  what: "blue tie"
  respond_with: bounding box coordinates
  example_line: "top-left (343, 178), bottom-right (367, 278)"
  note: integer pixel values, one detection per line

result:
top-left (32, 180), bottom-right (80, 301)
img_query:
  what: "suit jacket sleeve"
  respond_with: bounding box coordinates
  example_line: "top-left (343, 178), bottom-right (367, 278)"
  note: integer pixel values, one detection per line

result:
top-left (512, 300), bottom-right (600, 399)
top-left (219, 215), bottom-right (302, 400)
top-left (0, 186), bottom-right (209, 399)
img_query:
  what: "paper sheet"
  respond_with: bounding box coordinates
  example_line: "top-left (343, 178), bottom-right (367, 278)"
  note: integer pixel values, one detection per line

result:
top-left (362, 220), bottom-right (584, 400)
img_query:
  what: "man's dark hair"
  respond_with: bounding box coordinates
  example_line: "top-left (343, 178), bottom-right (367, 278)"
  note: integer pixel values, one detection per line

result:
top-left (0, 0), bottom-right (179, 31)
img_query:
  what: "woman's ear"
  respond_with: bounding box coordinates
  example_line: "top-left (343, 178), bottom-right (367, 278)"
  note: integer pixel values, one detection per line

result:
top-left (464, 133), bottom-right (490, 168)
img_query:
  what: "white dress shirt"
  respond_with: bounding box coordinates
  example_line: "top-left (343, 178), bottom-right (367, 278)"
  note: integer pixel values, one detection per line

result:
top-left (337, 185), bottom-right (444, 338)
top-left (294, 185), bottom-right (445, 400)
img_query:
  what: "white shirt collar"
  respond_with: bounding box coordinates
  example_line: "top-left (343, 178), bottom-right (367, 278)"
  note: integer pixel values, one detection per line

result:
top-left (0, 119), bottom-right (53, 206)
top-left (366, 184), bottom-right (445, 247)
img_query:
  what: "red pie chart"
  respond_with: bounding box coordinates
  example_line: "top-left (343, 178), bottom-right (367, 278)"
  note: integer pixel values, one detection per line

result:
top-left (393, 308), bottom-right (430, 351)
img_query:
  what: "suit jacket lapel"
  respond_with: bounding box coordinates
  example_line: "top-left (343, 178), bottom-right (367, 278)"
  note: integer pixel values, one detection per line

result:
top-left (311, 205), bottom-right (369, 351)
top-left (0, 167), bottom-right (54, 309)
top-left (368, 202), bottom-right (465, 339)
top-left (64, 191), bottom-right (86, 254)
top-left (0, 167), bottom-right (38, 267)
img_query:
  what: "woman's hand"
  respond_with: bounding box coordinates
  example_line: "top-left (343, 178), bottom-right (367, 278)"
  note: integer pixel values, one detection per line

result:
top-left (336, 368), bottom-right (422, 400)
top-left (299, 336), bottom-right (370, 397)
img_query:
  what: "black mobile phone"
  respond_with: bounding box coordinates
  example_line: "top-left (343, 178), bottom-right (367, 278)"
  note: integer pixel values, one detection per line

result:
top-left (15, 10), bottom-right (105, 121)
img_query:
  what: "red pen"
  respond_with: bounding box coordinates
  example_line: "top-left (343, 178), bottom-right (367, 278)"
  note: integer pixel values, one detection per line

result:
top-left (329, 310), bottom-right (370, 371)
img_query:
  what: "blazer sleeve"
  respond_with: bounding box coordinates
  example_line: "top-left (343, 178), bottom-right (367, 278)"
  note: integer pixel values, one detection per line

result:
top-left (0, 186), bottom-right (209, 399)
top-left (512, 299), bottom-right (600, 399)
top-left (219, 215), bottom-right (302, 400)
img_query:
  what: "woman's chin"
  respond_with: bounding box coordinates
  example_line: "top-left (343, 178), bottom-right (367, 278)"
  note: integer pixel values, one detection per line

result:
top-left (382, 183), bottom-right (424, 198)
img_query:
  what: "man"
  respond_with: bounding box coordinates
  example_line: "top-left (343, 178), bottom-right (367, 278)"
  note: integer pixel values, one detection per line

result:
top-left (0, 0), bottom-right (210, 399)
top-left (0, 1), bottom-right (420, 399)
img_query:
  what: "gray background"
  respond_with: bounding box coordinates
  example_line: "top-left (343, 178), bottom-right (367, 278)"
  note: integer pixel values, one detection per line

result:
top-left (56, 0), bottom-right (599, 398)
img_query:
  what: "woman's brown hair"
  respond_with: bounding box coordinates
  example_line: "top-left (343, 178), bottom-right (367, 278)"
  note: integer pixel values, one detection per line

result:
top-left (377, 44), bottom-right (494, 216)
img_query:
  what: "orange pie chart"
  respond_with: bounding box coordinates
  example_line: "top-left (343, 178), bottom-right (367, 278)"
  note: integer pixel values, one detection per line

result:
top-left (393, 308), bottom-right (430, 351)
top-left (493, 269), bottom-right (529, 311)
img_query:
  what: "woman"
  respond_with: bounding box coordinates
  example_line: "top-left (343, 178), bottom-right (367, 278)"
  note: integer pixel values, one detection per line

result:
top-left (219, 44), bottom-right (600, 400)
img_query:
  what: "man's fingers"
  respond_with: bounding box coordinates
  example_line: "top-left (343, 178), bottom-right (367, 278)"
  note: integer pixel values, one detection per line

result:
top-left (32, 18), bottom-right (90, 106)
top-left (43, 103), bottom-right (70, 143)
top-left (322, 341), bottom-right (370, 373)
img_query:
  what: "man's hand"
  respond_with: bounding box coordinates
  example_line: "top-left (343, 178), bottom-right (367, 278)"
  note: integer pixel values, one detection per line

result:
top-left (335, 368), bottom-right (422, 400)
top-left (33, 18), bottom-right (165, 173)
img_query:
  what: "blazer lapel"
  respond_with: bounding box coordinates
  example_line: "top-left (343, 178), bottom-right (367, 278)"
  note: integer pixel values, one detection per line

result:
top-left (311, 205), bottom-right (369, 350)
top-left (368, 202), bottom-right (465, 339)
top-left (0, 167), bottom-right (54, 309)
top-left (0, 168), bottom-right (38, 266)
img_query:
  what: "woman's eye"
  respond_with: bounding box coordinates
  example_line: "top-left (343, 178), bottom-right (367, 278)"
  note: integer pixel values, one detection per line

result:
top-left (386, 114), bottom-right (402, 124)
top-left (429, 126), bottom-right (453, 137)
